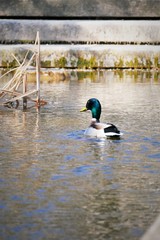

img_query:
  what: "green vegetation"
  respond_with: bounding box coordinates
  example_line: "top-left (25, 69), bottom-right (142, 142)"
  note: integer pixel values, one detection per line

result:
top-left (42, 60), bottom-right (51, 68)
top-left (2, 59), bottom-right (17, 68)
top-left (114, 58), bottom-right (124, 68)
top-left (54, 57), bottom-right (67, 68)
top-left (146, 59), bottom-right (152, 69)
top-left (77, 57), bottom-right (88, 69)
top-left (70, 59), bottom-right (77, 68)
top-left (125, 57), bottom-right (143, 69)
top-left (89, 56), bottom-right (97, 68)
top-left (154, 56), bottom-right (160, 68)
top-left (77, 56), bottom-right (98, 69)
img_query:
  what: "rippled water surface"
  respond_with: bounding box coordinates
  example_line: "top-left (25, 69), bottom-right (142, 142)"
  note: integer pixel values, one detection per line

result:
top-left (0, 70), bottom-right (160, 240)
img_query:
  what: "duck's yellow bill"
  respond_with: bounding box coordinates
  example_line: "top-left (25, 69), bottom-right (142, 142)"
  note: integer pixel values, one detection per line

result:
top-left (80, 107), bottom-right (87, 112)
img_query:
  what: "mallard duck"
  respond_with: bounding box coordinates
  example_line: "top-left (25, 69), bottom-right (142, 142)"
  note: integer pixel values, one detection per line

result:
top-left (80, 98), bottom-right (122, 138)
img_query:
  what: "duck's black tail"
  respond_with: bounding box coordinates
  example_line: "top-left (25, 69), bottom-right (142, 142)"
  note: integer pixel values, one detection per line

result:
top-left (104, 123), bottom-right (120, 134)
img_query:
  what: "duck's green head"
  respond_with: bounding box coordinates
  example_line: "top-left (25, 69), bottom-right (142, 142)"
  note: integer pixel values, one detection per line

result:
top-left (80, 98), bottom-right (101, 122)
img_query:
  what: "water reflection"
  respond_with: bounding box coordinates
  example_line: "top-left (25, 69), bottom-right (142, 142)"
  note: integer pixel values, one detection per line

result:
top-left (0, 70), bottom-right (160, 240)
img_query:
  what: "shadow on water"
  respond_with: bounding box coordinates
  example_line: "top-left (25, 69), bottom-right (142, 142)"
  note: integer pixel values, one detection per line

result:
top-left (0, 70), bottom-right (160, 240)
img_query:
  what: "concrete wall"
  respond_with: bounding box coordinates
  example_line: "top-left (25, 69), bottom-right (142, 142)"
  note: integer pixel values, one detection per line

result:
top-left (0, 20), bottom-right (159, 44)
top-left (0, 0), bottom-right (159, 17)
top-left (0, 1), bottom-right (159, 69)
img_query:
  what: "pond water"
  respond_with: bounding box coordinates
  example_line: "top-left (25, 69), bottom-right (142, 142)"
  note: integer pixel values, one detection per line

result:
top-left (0, 70), bottom-right (160, 240)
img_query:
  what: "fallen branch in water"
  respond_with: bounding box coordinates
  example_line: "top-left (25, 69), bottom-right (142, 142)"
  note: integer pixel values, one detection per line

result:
top-left (0, 31), bottom-right (47, 109)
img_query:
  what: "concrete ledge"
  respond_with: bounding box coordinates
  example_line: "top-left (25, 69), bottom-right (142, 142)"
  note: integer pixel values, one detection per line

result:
top-left (0, 20), bottom-right (160, 43)
top-left (0, 44), bottom-right (159, 69)
top-left (0, 0), bottom-right (159, 17)
top-left (141, 215), bottom-right (160, 240)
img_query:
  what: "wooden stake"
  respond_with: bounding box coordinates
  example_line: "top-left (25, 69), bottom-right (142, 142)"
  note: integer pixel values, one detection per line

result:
top-left (23, 74), bottom-right (27, 109)
top-left (36, 31), bottom-right (40, 107)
